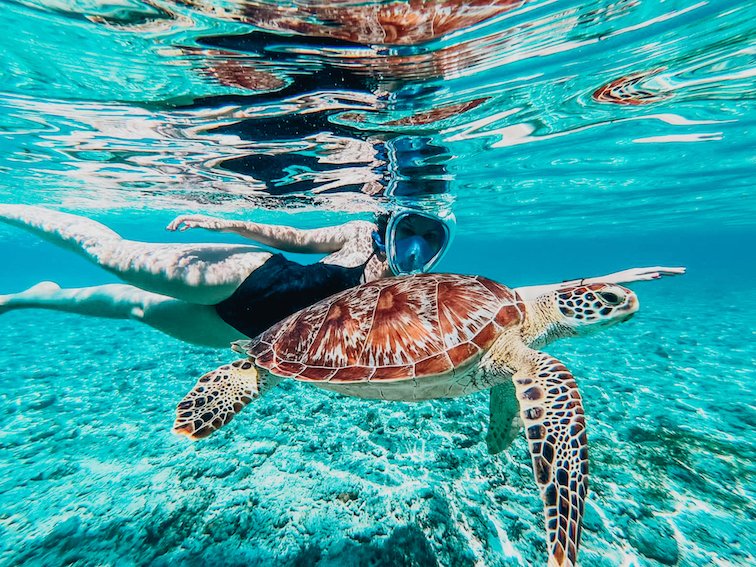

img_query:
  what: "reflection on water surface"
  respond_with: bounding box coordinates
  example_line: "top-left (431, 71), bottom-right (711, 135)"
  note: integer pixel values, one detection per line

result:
top-left (0, 0), bottom-right (753, 235)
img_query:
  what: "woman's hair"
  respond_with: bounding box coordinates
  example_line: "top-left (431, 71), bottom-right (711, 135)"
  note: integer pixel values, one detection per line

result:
top-left (373, 212), bottom-right (390, 239)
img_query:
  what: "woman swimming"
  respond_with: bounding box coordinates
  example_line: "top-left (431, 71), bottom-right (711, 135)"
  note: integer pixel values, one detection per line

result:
top-left (0, 205), bottom-right (684, 347)
top-left (0, 205), bottom-right (454, 347)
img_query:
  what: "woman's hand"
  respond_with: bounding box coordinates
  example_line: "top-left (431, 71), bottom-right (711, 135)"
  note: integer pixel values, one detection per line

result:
top-left (598, 266), bottom-right (686, 285)
top-left (166, 215), bottom-right (234, 232)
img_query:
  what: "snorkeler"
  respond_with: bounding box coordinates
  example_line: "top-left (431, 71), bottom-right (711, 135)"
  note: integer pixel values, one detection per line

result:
top-left (0, 205), bottom-right (454, 347)
top-left (0, 205), bottom-right (685, 348)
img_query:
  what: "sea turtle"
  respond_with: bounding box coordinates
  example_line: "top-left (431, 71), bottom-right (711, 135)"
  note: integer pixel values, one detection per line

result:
top-left (174, 273), bottom-right (639, 566)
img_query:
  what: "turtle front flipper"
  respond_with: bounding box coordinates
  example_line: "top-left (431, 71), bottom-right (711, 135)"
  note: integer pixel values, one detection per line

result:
top-left (512, 350), bottom-right (588, 567)
top-left (173, 359), bottom-right (274, 440)
top-left (486, 381), bottom-right (522, 454)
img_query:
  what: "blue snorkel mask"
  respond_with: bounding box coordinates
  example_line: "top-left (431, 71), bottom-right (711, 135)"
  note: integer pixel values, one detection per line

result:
top-left (377, 209), bottom-right (456, 275)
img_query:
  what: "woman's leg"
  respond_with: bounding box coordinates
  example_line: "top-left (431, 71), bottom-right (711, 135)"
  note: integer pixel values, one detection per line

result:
top-left (0, 205), bottom-right (271, 304)
top-left (0, 282), bottom-right (243, 348)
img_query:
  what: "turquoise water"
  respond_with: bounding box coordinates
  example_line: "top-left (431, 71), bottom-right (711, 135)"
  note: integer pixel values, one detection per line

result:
top-left (1, 1), bottom-right (755, 566)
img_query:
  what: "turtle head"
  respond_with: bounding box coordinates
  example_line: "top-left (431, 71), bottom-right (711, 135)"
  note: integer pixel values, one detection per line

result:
top-left (554, 283), bottom-right (638, 337)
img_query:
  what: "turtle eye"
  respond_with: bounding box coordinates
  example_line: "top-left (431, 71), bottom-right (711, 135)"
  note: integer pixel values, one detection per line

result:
top-left (597, 291), bottom-right (621, 305)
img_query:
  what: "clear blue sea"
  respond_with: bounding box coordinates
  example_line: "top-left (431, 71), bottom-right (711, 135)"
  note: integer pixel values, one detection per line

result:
top-left (0, 1), bottom-right (754, 566)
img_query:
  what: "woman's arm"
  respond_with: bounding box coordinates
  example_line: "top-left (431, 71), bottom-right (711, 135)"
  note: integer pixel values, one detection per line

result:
top-left (514, 266), bottom-right (686, 300)
top-left (167, 214), bottom-right (370, 254)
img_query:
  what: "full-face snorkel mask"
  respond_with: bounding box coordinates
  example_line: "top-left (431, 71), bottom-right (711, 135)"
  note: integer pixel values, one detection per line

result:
top-left (374, 209), bottom-right (456, 275)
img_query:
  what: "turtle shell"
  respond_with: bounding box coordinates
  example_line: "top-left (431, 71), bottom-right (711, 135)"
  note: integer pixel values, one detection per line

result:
top-left (243, 273), bottom-right (524, 383)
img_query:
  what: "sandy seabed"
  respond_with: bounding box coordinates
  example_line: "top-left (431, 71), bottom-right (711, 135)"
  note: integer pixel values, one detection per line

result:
top-left (0, 280), bottom-right (753, 566)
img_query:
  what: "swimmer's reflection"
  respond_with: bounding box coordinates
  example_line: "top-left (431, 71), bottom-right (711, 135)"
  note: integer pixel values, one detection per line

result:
top-left (174, 2), bottom-right (504, 198)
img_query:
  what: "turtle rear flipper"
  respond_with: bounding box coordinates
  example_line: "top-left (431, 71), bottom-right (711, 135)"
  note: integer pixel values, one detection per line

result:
top-left (173, 359), bottom-right (272, 440)
top-left (486, 381), bottom-right (522, 454)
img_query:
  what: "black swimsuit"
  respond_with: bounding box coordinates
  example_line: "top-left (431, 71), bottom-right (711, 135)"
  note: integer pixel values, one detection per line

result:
top-left (214, 253), bottom-right (366, 339)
